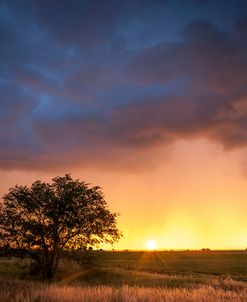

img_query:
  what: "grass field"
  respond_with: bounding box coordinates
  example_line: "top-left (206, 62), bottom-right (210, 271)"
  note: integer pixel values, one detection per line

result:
top-left (1, 278), bottom-right (247, 302)
top-left (96, 250), bottom-right (247, 278)
top-left (1, 250), bottom-right (247, 301)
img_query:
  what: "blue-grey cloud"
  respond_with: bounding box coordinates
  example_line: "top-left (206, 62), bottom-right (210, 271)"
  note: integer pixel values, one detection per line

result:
top-left (0, 0), bottom-right (247, 171)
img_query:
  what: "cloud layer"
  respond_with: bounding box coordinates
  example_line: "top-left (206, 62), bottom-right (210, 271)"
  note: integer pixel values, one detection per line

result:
top-left (0, 0), bottom-right (247, 171)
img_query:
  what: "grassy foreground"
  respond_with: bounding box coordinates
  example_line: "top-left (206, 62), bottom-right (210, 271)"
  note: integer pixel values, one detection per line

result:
top-left (1, 251), bottom-right (247, 301)
top-left (1, 278), bottom-right (247, 302)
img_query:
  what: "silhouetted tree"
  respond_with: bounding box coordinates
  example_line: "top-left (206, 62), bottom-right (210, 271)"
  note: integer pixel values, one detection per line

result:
top-left (0, 174), bottom-right (121, 280)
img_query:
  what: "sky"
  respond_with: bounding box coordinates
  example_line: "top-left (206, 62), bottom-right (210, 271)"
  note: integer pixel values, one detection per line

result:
top-left (1, 0), bottom-right (247, 250)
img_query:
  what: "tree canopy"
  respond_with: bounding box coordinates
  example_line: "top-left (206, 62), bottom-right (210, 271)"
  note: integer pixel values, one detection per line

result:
top-left (0, 174), bottom-right (121, 280)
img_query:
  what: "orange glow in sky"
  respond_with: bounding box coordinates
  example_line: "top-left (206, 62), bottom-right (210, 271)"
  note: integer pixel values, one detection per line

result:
top-left (1, 0), bottom-right (247, 253)
top-left (1, 139), bottom-right (247, 250)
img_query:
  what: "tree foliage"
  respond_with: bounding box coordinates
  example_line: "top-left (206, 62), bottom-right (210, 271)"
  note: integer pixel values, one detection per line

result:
top-left (0, 174), bottom-right (121, 280)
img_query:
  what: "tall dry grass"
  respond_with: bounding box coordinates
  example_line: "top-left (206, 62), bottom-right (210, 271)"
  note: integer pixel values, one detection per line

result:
top-left (1, 278), bottom-right (247, 302)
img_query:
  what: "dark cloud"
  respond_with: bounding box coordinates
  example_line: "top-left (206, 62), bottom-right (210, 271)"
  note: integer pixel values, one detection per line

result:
top-left (126, 20), bottom-right (245, 93)
top-left (0, 0), bottom-right (247, 171)
top-left (124, 18), bottom-right (247, 148)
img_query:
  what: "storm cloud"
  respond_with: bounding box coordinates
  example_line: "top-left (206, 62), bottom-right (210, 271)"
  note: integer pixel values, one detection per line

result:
top-left (0, 0), bottom-right (247, 171)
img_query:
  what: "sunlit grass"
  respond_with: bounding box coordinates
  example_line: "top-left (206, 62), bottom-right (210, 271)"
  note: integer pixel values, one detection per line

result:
top-left (2, 252), bottom-right (247, 301)
top-left (1, 278), bottom-right (247, 302)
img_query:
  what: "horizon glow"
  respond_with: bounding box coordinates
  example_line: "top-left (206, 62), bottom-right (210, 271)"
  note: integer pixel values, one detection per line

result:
top-left (0, 0), bottom-right (247, 250)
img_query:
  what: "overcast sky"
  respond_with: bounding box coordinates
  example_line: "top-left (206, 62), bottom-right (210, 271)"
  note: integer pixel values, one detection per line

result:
top-left (1, 0), bottom-right (247, 249)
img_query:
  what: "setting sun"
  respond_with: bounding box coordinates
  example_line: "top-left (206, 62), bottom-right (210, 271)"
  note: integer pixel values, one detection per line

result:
top-left (146, 240), bottom-right (157, 251)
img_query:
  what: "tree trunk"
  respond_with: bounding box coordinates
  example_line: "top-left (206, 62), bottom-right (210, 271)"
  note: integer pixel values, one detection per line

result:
top-left (45, 265), bottom-right (54, 281)
top-left (30, 250), bottom-right (61, 281)
top-left (44, 250), bottom-right (61, 281)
